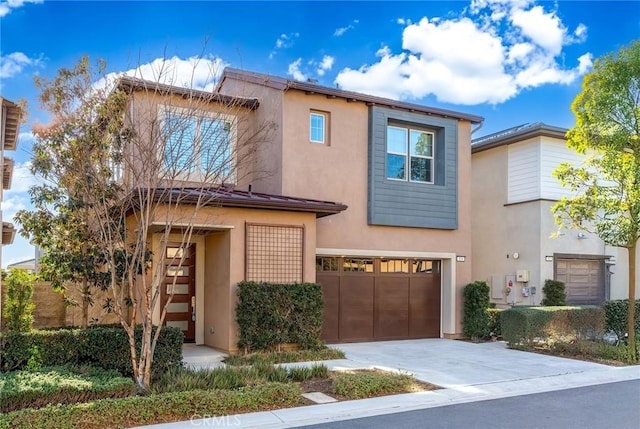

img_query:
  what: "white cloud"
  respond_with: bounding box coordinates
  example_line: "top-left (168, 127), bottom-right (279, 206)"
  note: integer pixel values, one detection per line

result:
top-left (99, 55), bottom-right (228, 92)
top-left (335, 1), bottom-right (591, 105)
top-left (287, 58), bottom-right (307, 81)
top-left (334, 20), bottom-right (359, 36)
top-left (317, 55), bottom-right (334, 76)
top-left (270, 32), bottom-right (300, 58)
top-left (2, 161), bottom-right (42, 228)
top-left (0, 0), bottom-right (42, 18)
top-left (0, 52), bottom-right (42, 79)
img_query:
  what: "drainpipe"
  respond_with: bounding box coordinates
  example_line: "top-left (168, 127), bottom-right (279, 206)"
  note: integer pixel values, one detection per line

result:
top-left (471, 120), bottom-right (484, 136)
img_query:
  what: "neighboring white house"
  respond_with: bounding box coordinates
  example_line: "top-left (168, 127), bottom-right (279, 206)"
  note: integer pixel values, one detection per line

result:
top-left (470, 123), bottom-right (635, 307)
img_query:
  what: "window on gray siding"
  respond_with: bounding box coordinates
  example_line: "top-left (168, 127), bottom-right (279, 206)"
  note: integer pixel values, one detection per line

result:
top-left (386, 125), bottom-right (434, 183)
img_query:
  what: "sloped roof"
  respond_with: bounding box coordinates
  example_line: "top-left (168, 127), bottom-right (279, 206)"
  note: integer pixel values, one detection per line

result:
top-left (116, 76), bottom-right (260, 110)
top-left (471, 122), bottom-right (568, 153)
top-left (131, 186), bottom-right (348, 218)
top-left (3, 157), bottom-right (14, 190)
top-left (218, 67), bottom-right (484, 124)
top-left (2, 98), bottom-right (23, 151)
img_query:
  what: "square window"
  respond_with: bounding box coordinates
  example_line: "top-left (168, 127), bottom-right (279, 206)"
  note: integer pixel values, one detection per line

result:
top-left (386, 124), bottom-right (434, 183)
top-left (310, 112), bottom-right (327, 144)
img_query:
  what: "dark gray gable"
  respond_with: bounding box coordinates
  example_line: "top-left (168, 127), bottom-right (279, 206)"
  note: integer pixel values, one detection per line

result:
top-left (368, 106), bottom-right (458, 229)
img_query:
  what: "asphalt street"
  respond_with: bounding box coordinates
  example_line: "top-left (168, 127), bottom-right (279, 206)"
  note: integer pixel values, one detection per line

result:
top-left (297, 380), bottom-right (640, 429)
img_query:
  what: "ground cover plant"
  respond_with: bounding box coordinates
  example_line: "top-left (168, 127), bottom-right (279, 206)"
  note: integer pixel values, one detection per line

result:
top-left (224, 347), bottom-right (345, 366)
top-left (0, 365), bottom-right (135, 413)
top-left (0, 363), bottom-right (438, 428)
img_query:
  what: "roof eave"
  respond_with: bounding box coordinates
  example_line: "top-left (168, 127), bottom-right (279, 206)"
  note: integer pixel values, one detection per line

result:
top-left (2, 98), bottom-right (23, 151)
top-left (472, 124), bottom-right (568, 153)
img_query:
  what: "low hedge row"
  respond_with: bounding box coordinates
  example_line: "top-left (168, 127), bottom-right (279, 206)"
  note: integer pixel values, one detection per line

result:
top-left (0, 365), bottom-right (135, 413)
top-left (236, 282), bottom-right (324, 352)
top-left (0, 325), bottom-right (183, 377)
top-left (501, 306), bottom-right (604, 348)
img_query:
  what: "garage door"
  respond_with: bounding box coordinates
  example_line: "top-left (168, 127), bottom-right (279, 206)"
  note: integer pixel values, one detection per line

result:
top-left (316, 257), bottom-right (441, 343)
top-left (555, 258), bottom-right (605, 305)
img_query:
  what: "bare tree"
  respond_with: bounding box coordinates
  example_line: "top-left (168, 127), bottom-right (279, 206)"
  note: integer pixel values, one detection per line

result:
top-left (28, 55), bottom-right (275, 391)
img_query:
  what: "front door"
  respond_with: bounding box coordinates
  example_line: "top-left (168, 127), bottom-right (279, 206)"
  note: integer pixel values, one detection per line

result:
top-left (161, 244), bottom-right (196, 342)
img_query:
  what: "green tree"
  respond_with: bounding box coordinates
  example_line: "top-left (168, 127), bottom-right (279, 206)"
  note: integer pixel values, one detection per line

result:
top-left (15, 187), bottom-right (109, 328)
top-left (2, 269), bottom-right (36, 332)
top-left (26, 55), bottom-right (274, 392)
top-left (552, 40), bottom-right (640, 360)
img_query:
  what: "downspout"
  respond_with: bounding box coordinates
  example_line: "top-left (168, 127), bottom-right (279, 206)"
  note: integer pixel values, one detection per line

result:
top-left (471, 120), bottom-right (484, 136)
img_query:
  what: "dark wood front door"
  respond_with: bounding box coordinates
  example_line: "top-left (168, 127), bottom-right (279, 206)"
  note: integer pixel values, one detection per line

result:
top-left (161, 244), bottom-right (196, 342)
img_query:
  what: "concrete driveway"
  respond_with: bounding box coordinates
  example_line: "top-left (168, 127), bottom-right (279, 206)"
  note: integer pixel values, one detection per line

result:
top-left (328, 339), bottom-right (613, 389)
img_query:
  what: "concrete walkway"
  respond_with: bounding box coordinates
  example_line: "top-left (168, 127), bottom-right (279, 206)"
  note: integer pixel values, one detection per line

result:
top-left (139, 339), bottom-right (640, 429)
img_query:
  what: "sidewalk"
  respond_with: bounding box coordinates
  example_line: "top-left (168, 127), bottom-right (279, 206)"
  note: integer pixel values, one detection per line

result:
top-left (140, 340), bottom-right (640, 429)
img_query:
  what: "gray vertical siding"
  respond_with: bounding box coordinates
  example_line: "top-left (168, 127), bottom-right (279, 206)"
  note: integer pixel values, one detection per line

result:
top-left (368, 106), bottom-right (459, 229)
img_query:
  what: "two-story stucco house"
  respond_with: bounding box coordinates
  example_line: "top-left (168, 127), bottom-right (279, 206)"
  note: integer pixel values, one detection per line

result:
top-left (118, 68), bottom-right (483, 353)
top-left (471, 123), bottom-right (635, 307)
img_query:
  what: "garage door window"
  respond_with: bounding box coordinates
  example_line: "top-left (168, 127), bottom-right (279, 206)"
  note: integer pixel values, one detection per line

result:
top-left (380, 259), bottom-right (410, 273)
top-left (343, 258), bottom-right (374, 272)
top-left (414, 260), bottom-right (440, 274)
top-left (316, 257), bottom-right (339, 272)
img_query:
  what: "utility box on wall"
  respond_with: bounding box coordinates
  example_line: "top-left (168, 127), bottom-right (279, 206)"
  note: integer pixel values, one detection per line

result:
top-left (516, 270), bottom-right (530, 282)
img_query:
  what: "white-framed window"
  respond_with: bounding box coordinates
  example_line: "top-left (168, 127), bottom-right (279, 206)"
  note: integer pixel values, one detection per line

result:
top-left (310, 111), bottom-right (327, 144)
top-left (161, 106), bottom-right (236, 182)
top-left (386, 125), bottom-right (434, 183)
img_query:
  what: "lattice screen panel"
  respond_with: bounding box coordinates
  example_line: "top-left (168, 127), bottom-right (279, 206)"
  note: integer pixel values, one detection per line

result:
top-left (245, 223), bottom-right (304, 283)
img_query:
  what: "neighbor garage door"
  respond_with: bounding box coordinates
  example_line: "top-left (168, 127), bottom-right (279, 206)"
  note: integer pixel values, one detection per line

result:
top-left (316, 257), bottom-right (441, 343)
top-left (555, 258), bottom-right (605, 305)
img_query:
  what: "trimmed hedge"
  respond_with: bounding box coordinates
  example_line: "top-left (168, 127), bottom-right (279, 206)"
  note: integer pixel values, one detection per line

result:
top-left (540, 280), bottom-right (566, 306)
top-left (501, 306), bottom-right (604, 348)
top-left (236, 282), bottom-right (323, 352)
top-left (603, 299), bottom-right (640, 342)
top-left (0, 365), bottom-right (135, 413)
top-left (0, 325), bottom-right (183, 378)
top-left (462, 281), bottom-right (491, 341)
top-left (487, 308), bottom-right (503, 338)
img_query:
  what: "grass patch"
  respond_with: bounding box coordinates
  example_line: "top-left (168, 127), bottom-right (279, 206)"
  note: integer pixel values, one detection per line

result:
top-left (544, 339), bottom-right (639, 365)
top-left (331, 369), bottom-right (438, 400)
top-left (0, 382), bottom-right (304, 429)
top-left (225, 347), bottom-right (345, 366)
top-left (0, 366), bottom-right (135, 413)
top-left (150, 364), bottom-right (329, 394)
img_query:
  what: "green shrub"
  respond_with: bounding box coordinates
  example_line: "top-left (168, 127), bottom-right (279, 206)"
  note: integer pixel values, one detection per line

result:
top-left (548, 339), bottom-right (640, 364)
top-left (541, 280), bottom-right (567, 306)
top-left (150, 362), bottom-right (329, 395)
top-left (603, 299), bottom-right (640, 342)
top-left (0, 365), bottom-right (135, 413)
top-left (487, 308), bottom-right (503, 338)
top-left (501, 306), bottom-right (604, 348)
top-left (224, 347), bottom-right (345, 366)
top-left (462, 281), bottom-right (491, 341)
top-left (0, 382), bottom-right (303, 429)
top-left (2, 270), bottom-right (36, 333)
top-left (236, 282), bottom-right (324, 352)
top-left (0, 325), bottom-right (183, 377)
top-left (332, 370), bottom-right (415, 400)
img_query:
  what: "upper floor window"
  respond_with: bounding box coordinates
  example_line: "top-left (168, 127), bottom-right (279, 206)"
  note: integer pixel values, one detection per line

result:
top-left (310, 111), bottom-right (328, 144)
top-left (386, 125), bottom-right (434, 183)
top-left (162, 107), bottom-right (235, 182)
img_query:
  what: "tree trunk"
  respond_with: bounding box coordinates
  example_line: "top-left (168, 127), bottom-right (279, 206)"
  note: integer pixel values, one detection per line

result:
top-left (628, 243), bottom-right (637, 361)
top-left (82, 277), bottom-right (89, 328)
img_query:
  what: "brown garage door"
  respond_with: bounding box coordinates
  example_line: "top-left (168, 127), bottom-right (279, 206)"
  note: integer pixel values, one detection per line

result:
top-left (317, 257), bottom-right (441, 343)
top-left (555, 258), bottom-right (605, 305)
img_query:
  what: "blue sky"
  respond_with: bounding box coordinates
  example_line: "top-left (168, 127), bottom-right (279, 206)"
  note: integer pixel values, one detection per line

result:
top-left (1, 0), bottom-right (639, 267)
